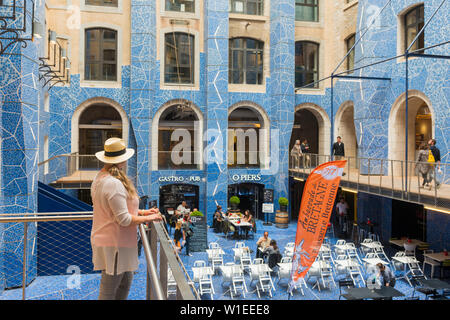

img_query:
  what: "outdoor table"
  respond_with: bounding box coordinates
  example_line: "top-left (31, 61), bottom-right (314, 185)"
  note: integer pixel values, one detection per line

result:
top-left (206, 248), bottom-right (225, 259)
top-left (278, 262), bottom-right (292, 272)
top-left (344, 286), bottom-right (405, 300)
top-left (418, 279), bottom-right (450, 291)
top-left (219, 264), bottom-right (243, 277)
top-left (334, 244), bottom-right (355, 253)
top-left (191, 266), bottom-right (214, 282)
top-left (334, 259), bottom-right (360, 268)
top-left (389, 239), bottom-right (428, 248)
top-left (360, 242), bottom-right (384, 251)
top-left (362, 257), bottom-right (389, 267)
top-left (391, 256), bottom-right (418, 265)
top-left (248, 263), bottom-right (272, 274)
top-left (229, 219), bottom-right (253, 239)
top-left (423, 252), bottom-right (450, 279)
top-left (232, 247), bottom-right (251, 261)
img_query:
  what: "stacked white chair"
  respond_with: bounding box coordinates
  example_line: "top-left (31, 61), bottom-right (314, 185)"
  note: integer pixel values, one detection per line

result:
top-left (233, 242), bottom-right (246, 263)
top-left (334, 240), bottom-right (347, 256)
top-left (406, 260), bottom-right (427, 287)
top-left (346, 243), bottom-right (362, 264)
top-left (360, 238), bottom-right (373, 256)
top-left (348, 264), bottom-right (365, 287)
top-left (372, 241), bottom-right (390, 262)
top-left (192, 260), bottom-right (207, 283)
top-left (240, 249), bottom-right (253, 273)
top-left (210, 250), bottom-right (224, 274)
top-left (221, 262), bottom-right (234, 287)
top-left (320, 265), bottom-right (336, 290)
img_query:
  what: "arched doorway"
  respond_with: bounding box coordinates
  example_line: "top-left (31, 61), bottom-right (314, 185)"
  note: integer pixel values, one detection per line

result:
top-left (228, 183), bottom-right (265, 220)
top-left (335, 101), bottom-right (358, 167)
top-left (290, 103), bottom-right (331, 167)
top-left (389, 91), bottom-right (434, 175)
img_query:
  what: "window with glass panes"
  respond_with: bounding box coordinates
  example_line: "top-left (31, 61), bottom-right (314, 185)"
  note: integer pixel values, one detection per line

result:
top-left (164, 32), bottom-right (195, 84)
top-left (346, 34), bottom-right (355, 73)
top-left (295, 41), bottom-right (319, 88)
top-left (230, 0), bottom-right (264, 16)
top-left (295, 0), bottom-right (319, 22)
top-left (404, 5), bottom-right (424, 53)
top-left (85, 0), bottom-right (118, 7)
top-left (165, 0), bottom-right (195, 13)
top-left (85, 28), bottom-right (117, 81)
top-left (229, 38), bottom-right (264, 85)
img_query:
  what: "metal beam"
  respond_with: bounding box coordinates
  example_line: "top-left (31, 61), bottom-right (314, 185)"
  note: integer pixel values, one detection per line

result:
top-left (333, 75), bottom-right (391, 81)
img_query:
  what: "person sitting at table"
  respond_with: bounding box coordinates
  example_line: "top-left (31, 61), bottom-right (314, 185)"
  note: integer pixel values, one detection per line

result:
top-left (256, 232), bottom-right (271, 259)
top-left (241, 210), bottom-right (255, 239)
top-left (173, 220), bottom-right (183, 252)
top-left (264, 240), bottom-right (282, 271)
top-left (177, 201), bottom-right (189, 215)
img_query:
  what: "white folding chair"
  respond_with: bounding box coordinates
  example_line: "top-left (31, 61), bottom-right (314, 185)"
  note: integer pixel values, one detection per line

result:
top-left (422, 250), bottom-right (440, 279)
top-left (284, 242), bottom-right (295, 257)
top-left (240, 249), bottom-right (252, 272)
top-left (199, 273), bottom-right (215, 299)
top-left (280, 257), bottom-right (292, 264)
top-left (235, 241), bottom-right (246, 249)
top-left (348, 265), bottom-right (365, 287)
top-left (256, 268), bottom-right (274, 298)
top-left (231, 264), bottom-right (247, 299)
top-left (346, 243), bottom-right (362, 264)
top-left (210, 250), bottom-right (224, 274)
top-left (253, 258), bottom-right (264, 265)
top-left (209, 242), bottom-right (221, 249)
top-left (320, 265), bottom-right (336, 290)
top-left (406, 261), bottom-right (427, 287)
top-left (372, 241), bottom-right (390, 262)
top-left (194, 260), bottom-right (206, 268)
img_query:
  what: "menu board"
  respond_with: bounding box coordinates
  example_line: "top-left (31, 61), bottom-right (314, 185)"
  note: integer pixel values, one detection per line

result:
top-left (189, 215), bottom-right (208, 252)
top-left (263, 188), bottom-right (274, 203)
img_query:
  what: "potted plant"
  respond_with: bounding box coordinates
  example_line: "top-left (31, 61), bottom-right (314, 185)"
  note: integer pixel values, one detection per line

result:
top-left (278, 197), bottom-right (289, 212)
top-left (190, 210), bottom-right (204, 217)
top-left (229, 196), bottom-right (240, 210)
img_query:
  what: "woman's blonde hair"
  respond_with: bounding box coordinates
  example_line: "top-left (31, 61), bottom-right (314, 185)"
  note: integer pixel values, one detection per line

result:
top-left (107, 164), bottom-right (138, 198)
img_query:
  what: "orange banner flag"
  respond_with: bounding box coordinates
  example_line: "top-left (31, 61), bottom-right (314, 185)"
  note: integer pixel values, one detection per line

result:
top-left (289, 160), bottom-right (346, 292)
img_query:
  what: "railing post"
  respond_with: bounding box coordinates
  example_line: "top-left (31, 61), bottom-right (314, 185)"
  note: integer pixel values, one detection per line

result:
top-left (22, 222), bottom-right (28, 301)
top-left (160, 247), bottom-right (168, 299)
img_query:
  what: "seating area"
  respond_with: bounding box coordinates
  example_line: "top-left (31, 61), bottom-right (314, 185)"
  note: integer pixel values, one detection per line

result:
top-left (177, 220), bottom-right (449, 300)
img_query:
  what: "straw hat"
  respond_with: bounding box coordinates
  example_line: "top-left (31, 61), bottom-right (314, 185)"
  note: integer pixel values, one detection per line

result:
top-left (95, 137), bottom-right (135, 164)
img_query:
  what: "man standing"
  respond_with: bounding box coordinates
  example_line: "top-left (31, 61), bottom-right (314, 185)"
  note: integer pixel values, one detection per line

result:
top-left (332, 136), bottom-right (345, 160)
top-left (336, 197), bottom-right (349, 237)
top-left (301, 139), bottom-right (311, 168)
top-left (332, 136), bottom-right (346, 175)
top-left (428, 139), bottom-right (441, 189)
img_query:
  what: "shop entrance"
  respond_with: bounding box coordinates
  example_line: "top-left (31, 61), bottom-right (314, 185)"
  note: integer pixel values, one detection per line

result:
top-left (391, 200), bottom-right (426, 241)
top-left (228, 183), bottom-right (264, 220)
top-left (159, 184), bottom-right (199, 214)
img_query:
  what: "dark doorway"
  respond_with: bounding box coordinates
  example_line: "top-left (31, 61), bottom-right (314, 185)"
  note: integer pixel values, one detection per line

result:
top-left (228, 183), bottom-right (264, 220)
top-left (289, 108), bottom-right (319, 167)
top-left (391, 200), bottom-right (426, 241)
top-left (160, 184), bottom-right (200, 214)
top-left (290, 177), bottom-right (305, 222)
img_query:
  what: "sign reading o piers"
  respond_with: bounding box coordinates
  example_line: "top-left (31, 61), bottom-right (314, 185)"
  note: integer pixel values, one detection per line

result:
top-left (230, 173), bottom-right (262, 183)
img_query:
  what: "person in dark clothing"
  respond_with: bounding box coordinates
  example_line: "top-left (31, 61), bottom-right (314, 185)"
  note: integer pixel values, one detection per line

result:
top-left (428, 139), bottom-right (441, 189)
top-left (332, 136), bottom-right (346, 175)
top-left (301, 139), bottom-right (311, 167)
top-left (332, 136), bottom-right (345, 159)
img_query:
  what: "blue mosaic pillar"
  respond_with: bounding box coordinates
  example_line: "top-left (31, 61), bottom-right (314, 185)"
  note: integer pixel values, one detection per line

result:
top-left (204, 0), bottom-right (229, 225)
top-left (269, 0), bottom-right (295, 220)
top-left (130, 0), bottom-right (156, 197)
top-left (0, 0), bottom-right (44, 288)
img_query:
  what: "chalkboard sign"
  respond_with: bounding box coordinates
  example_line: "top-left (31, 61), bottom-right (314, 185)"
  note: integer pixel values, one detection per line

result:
top-left (189, 215), bottom-right (208, 252)
top-left (263, 189), bottom-right (274, 203)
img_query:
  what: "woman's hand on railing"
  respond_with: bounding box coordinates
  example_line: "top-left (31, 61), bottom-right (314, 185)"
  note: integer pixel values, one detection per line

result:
top-left (139, 208), bottom-right (160, 216)
top-left (133, 212), bottom-right (163, 225)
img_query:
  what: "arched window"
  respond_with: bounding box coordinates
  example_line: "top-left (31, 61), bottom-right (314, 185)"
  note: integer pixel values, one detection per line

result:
top-left (158, 103), bottom-right (200, 169)
top-left (85, 28), bottom-right (117, 81)
top-left (164, 32), bottom-right (195, 84)
top-left (229, 38), bottom-right (264, 85)
top-left (404, 4), bottom-right (424, 53)
top-left (78, 103), bottom-right (123, 168)
top-left (228, 106), bottom-right (267, 168)
top-left (295, 41), bottom-right (319, 88)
